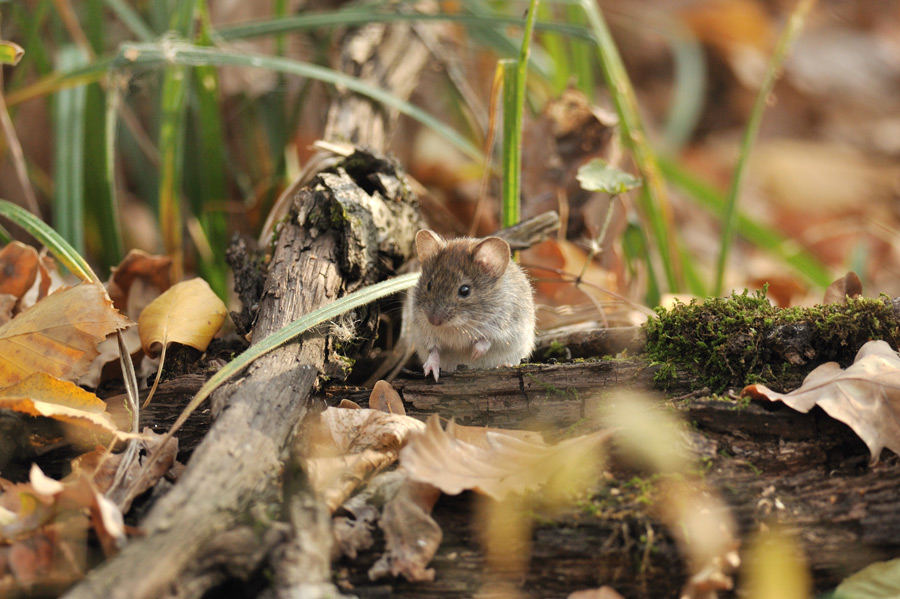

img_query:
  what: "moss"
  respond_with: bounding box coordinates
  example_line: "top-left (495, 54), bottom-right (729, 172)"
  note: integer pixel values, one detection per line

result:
top-left (643, 289), bottom-right (900, 393)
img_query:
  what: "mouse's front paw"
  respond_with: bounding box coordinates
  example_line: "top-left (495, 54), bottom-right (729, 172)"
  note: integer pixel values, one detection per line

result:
top-left (423, 348), bottom-right (441, 382)
top-left (472, 338), bottom-right (491, 360)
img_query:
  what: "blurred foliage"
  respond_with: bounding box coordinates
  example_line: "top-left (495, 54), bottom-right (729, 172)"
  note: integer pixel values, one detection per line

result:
top-left (0, 0), bottom-right (837, 305)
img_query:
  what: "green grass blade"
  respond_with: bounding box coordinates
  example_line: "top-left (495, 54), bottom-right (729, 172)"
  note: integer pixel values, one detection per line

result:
top-left (112, 41), bottom-right (483, 162)
top-left (53, 45), bottom-right (88, 256)
top-left (500, 59), bottom-right (519, 229)
top-left (713, 0), bottom-right (816, 295)
top-left (104, 0), bottom-right (155, 42)
top-left (564, 3), bottom-right (595, 101)
top-left (660, 156), bottom-right (831, 288)
top-left (577, 0), bottom-right (680, 295)
top-left (0, 199), bottom-right (99, 283)
top-left (158, 60), bottom-right (189, 281)
top-left (216, 11), bottom-right (594, 45)
top-left (185, 5), bottom-right (229, 300)
top-left (100, 73), bottom-right (125, 266)
top-left (501, 0), bottom-right (539, 229)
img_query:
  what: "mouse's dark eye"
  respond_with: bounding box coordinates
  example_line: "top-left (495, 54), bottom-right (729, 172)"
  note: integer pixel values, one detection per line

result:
top-left (458, 284), bottom-right (471, 298)
top-left (426, 280), bottom-right (433, 292)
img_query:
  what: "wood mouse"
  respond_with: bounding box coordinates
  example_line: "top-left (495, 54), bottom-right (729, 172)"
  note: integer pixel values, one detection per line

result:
top-left (407, 229), bottom-right (536, 381)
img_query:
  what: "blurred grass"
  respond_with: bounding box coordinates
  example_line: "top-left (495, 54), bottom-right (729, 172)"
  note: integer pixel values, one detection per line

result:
top-left (0, 0), bottom-right (827, 305)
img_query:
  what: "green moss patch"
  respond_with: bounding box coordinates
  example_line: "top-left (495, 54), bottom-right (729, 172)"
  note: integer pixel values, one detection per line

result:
top-left (644, 289), bottom-right (900, 393)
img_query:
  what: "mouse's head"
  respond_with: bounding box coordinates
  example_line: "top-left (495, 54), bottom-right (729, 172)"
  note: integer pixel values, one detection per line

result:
top-left (413, 229), bottom-right (510, 327)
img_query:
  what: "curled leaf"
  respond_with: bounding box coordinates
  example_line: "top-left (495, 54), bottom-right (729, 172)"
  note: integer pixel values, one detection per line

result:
top-left (743, 340), bottom-right (900, 463)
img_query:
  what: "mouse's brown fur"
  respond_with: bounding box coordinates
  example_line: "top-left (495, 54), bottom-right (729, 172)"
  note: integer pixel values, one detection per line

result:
top-left (407, 229), bottom-right (536, 381)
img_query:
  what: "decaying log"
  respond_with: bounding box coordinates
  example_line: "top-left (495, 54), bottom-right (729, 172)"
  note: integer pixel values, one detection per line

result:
top-left (326, 359), bottom-right (900, 598)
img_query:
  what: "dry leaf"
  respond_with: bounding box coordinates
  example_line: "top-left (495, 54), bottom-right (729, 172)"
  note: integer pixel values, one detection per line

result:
top-left (0, 464), bottom-right (125, 594)
top-left (106, 250), bottom-right (173, 319)
top-left (138, 278), bottom-right (226, 357)
top-left (368, 479), bottom-right (442, 582)
top-left (69, 428), bottom-right (179, 512)
top-left (823, 271), bottom-right (862, 304)
top-left (305, 407), bottom-right (425, 511)
top-left (0, 282), bottom-right (130, 387)
top-left (0, 241), bottom-right (39, 299)
top-left (400, 414), bottom-right (609, 501)
top-left (369, 380), bottom-right (405, 415)
top-left (0, 373), bottom-right (125, 443)
top-left (743, 340), bottom-right (900, 463)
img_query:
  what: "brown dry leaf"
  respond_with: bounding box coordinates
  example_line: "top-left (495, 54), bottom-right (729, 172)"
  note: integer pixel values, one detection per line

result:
top-left (0, 293), bottom-right (16, 325)
top-left (0, 464), bottom-right (125, 594)
top-left (823, 271), bottom-right (862, 304)
top-left (138, 278), bottom-right (226, 357)
top-left (106, 249), bottom-right (172, 319)
top-left (369, 380), bottom-right (405, 415)
top-left (305, 406), bottom-right (425, 511)
top-left (0, 373), bottom-right (125, 443)
top-left (400, 414), bottom-right (609, 501)
top-left (743, 340), bottom-right (900, 463)
top-left (0, 282), bottom-right (130, 387)
top-left (368, 479), bottom-right (442, 582)
top-left (0, 241), bottom-right (39, 299)
top-left (69, 428), bottom-right (179, 512)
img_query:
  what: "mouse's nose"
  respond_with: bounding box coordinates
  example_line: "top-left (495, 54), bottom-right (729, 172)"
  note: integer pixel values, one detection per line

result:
top-left (427, 313), bottom-right (444, 326)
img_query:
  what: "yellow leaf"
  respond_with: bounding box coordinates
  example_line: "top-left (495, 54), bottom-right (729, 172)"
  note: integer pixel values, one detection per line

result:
top-left (0, 283), bottom-right (130, 387)
top-left (0, 373), bottom-right (123, 440)
top-left (138, 278), bottom-right (226, 357)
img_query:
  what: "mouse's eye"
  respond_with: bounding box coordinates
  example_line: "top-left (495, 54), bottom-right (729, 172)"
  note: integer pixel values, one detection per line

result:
top-left (426, 280), bottom-right (433, 292)
top-left (458, 284), bottom-right (471, 298)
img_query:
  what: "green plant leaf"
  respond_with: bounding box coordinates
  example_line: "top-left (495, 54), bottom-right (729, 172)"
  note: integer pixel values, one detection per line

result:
top-left (53, 46), bottom-right (88, 256)
top-left (577, 158), bottom-right (642, 194)
top-left (834, 558), bottom-right (900, 599)
top-left (0, 199), bottom-right (98, 283)
top-left (0, 40), bottom-right (24, 66)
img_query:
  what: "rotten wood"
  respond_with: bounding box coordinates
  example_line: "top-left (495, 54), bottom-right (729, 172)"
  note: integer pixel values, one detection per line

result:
top-left (326, 362), bottom-right (900, 598)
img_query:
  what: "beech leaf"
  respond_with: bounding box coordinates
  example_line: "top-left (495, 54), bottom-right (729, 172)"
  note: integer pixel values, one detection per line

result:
top-left (0, 373), bottom-right (125, 441)
top-left (742, 340), bottom-right (900, 463)
top-left (0, 283), bottom-right (130, 386)
top-left (138, 278), bottom-right (226, 357)
top-left (400, 414), bottom-right (610, 501)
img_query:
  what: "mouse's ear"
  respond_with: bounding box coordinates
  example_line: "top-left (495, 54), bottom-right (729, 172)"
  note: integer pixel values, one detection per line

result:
top-left (415, 229), bottom-right (445, 261)
top-left (473, 237), bottom-right (510, 277)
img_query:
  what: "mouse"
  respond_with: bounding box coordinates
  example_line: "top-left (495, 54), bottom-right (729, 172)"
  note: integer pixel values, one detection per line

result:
top-left (406, 229), bottom-right (536, 382)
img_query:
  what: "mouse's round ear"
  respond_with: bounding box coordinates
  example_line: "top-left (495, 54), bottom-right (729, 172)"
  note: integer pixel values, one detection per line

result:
top-left (415, 229), bottom-right (445, 262)
top-left (473, 237), bottom-right (510, 277)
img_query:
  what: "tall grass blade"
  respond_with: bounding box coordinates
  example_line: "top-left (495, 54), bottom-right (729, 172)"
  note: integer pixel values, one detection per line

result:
top-left (577, 0), bottom-right (681, 295)
top-left (0, 199), bottom-right (99, 283)
top-left (713, 0), bottom-right (817, 295)
top-left (660, 157), bottom-right (831, 288)
top-left (501, 0), bottom-right (539, 229)
top-left (112, 41), bottom-right (483, 162)
top-left (500, 59), bottom-right (519, 229)
top-left (53, 45), bottom-right (88, 255)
